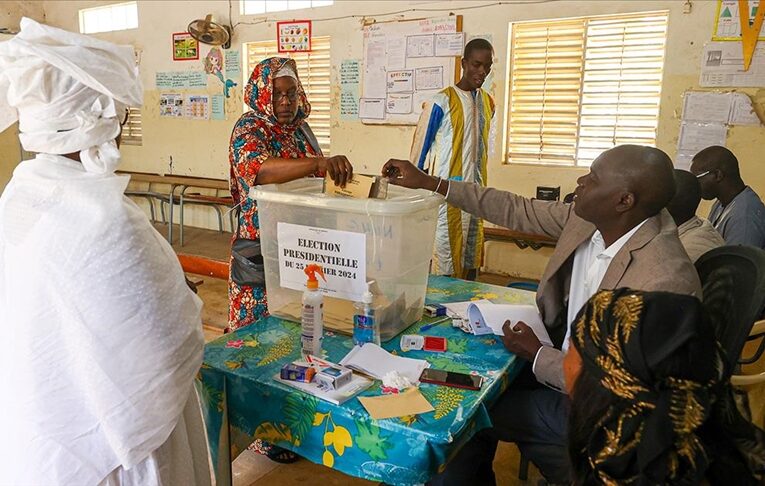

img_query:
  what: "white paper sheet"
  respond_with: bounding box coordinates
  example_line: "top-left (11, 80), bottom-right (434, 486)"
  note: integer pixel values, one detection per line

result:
top-left (363, 65), bottom-right (387, 99)
top-left (277, 222), bottom-right (368, 301)
top-left (466, 303), bottom-right (553, 346)
top-left (386, 93), bottom-right (413, 114)
top-left (415, 66), bottom-right (444, 91)
top-left (386, 69), bottom-right (414, 93)
top-left (682, 91), bottom-right (732, 123)
top-left (359, 98), bottom-right (386, 120)
top-left (677, 121), bottom-right (728, 153)
top-left (700, 41), bottom-right (765, 87)
top-left (730, 92), bottom-right (763, 125)
top-left (406, 34), bottom-right (435, 58)
top-left (386, 36), bottom-right (407, 70)
top-left (363, 35), bottom-right (388, 99)
top-left (340, 344), bottom-right (429, 384)
top-left (434, 33), bottom-right (465, 57)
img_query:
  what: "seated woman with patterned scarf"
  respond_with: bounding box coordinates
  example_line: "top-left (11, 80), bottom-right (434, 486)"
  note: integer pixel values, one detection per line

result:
top-left (564, 288), bottom-right (765, 484)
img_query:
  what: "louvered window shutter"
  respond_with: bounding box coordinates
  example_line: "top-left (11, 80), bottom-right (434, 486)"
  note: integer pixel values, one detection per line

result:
top-left (506, 12), bottom-right (667, 167)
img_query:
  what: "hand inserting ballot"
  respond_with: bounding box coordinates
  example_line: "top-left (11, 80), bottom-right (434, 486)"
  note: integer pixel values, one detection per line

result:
top-left (382, 159), bottom-right (440, 192)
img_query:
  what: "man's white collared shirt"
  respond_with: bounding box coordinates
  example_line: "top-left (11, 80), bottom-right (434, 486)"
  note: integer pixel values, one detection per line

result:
top-left (532, 219), bottom-right (647, 373)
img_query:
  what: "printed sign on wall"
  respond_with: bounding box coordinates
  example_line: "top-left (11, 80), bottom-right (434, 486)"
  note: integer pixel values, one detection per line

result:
top-left (277, 20), bottom-right (312, 52)
top-left (172, 32), bottom-right (199, 61)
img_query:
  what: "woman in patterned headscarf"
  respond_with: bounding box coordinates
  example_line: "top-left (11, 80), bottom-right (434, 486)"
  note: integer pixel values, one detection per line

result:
top-left (228, 57), bottom-right (354, 333)
top-left (564, 288), bottom-right (765, 485)
top-left (228, 58), bottom-right (355, 463)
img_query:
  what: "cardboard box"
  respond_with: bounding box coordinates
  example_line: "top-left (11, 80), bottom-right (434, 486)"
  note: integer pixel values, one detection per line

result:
top-left (280, 363), bottom-right (316, 383)
top-left (314, 364), bottom-right (353, 390)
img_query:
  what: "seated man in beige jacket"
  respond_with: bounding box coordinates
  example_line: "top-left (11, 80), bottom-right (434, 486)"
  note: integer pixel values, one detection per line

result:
top-left (383, 145), bottom-right (701, 485)
top-left (667, 169), bottom-right (725, 263)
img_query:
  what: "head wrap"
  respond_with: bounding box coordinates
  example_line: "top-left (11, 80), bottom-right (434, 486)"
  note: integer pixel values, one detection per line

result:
top-left (243, 57), bottom-right (309, 129)
top-left (273, 62), bottom-right (297, 80)
top-left (572, 289), bottom-right (722, 484)
top-left (0, 17), bottom-right (143, 174)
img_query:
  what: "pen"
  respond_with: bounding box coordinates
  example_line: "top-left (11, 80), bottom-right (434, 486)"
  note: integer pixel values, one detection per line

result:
top-left (420, 316), bottom-right (451, 332)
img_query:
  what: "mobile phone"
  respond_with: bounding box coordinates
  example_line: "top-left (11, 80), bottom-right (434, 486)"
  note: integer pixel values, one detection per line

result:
top-left (419, 368), bottom-right (483, 390)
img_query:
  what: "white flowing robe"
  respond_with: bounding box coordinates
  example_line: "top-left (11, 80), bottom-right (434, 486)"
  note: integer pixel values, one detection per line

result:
top-left (0, 154), bottom-right (210, 485)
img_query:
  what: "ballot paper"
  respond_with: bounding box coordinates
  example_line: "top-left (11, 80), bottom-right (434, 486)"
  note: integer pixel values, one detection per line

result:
top-left (466, 302), bottom-right (553, 346)
top-left (340, 343), bottom-right (429, 384)
top-left (358, 387), bottom-right (434, 419)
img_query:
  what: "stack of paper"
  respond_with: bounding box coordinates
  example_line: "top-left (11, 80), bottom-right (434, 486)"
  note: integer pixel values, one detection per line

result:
top-left (466, 302), bottom-right (553, 346)
top-left (340, 343), bottom-right (429, 383)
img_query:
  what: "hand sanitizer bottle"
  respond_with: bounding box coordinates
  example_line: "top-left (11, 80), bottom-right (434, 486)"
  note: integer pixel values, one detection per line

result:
top-left (353, 280), bottom-right (379, 346)
top-left (301, 264), bottom-right (326, 357)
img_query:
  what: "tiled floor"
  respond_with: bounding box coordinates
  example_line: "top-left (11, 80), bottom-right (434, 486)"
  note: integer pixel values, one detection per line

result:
top-left (159, 222), bottom-right (543, 485)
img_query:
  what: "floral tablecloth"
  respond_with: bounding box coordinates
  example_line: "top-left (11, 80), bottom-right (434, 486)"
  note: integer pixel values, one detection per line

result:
top-left (197, 275), bottom-right (535, 485)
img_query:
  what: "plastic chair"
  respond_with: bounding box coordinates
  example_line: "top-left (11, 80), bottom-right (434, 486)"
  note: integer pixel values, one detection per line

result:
top-left (695, 246), bottom-right (765, 369)
top-left (732, 320), bottom-right (765, 386)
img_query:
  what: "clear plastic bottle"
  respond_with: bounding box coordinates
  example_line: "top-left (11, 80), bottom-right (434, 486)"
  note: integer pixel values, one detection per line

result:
top-left (353, 280), bottom-right (380, 346)
top-left (301, 264), bottom-right (326, 357)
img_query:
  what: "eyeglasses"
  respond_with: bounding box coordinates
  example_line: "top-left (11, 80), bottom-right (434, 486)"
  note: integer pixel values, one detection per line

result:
top-left (695, 170), bottom-right (713, 179)
top-left (273, 92), bottom-right (298, 104)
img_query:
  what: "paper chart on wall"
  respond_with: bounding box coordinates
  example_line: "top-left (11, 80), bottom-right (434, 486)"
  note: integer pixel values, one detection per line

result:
top-left (406, 34), bottom-right (435, 58)
top-left (730, 92), bottom-right (762, 124)
top-left (188, 71), bottom-right (208, 88)
top-left (159, 93), bottom-right (184, 117)
top-left (713, 0), bottom-right (765, 41)
top-left (360, 16), bottom-right (458, 124)
top-left (415, 66), bottom-right (444, 91)
top-left (359, 98), bottom-right (385, 119)
top-left (340, 59), bottom-right (361, 120)
top-left (682, 92), bottom-right (733, 123)
top-left (156, 72), bottom-right (173, 89)
top-left (434, 33), bottom-right (465, 56)
top-left (386, 93), bottom-right (413, 114)
top-left (386, 37), bottom-right (407, 70)
top-left (682, 91), bottom-right (763, 126)
top-left (185, 94), bottom-right (210, 120)
top-left (675, 122), bottom-right (728, 170)
top-left (211, 94), bottom-right (225, 120)
top-left (700, 41), bottom-right (765, 87)
top-left (224, 49), bottom-right (242, 80)
top-left (386, 70), bottom-right (414, 93)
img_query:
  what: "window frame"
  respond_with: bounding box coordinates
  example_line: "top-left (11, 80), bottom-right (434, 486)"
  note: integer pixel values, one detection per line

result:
top-left (78, 1), bottom-right (138, 35)
top-left (503, 11), bottom-right (669, 168)
top-left (240, 0), bottom-right (334, 16)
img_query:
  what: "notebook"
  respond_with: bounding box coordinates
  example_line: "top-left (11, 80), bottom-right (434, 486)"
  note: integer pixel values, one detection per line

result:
top-left (339, 343), bottom-right (429, 384)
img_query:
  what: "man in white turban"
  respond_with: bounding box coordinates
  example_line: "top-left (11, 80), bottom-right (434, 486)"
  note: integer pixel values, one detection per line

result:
top-left (0, 18), bottom-right (211, 485)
